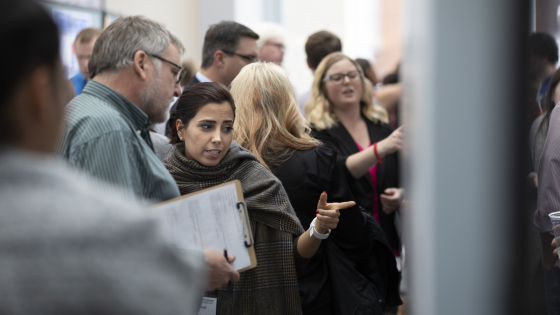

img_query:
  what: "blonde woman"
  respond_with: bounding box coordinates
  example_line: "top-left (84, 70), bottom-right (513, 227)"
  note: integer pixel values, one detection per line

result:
top-left (306, 52), bottom-right (404, 261)
top-left (231, 62), bottom-right (402, 315)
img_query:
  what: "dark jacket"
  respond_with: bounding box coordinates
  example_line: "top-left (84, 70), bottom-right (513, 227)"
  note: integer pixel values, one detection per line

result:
top-left (182, 75), bottom-right (201, 89)
top-left (310, 116), bottom-right (401, 251)
top-left (272, 146), bottom-right (402, 314)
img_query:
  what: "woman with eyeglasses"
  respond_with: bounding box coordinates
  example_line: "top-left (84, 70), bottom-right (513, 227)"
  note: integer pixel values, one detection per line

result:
top-left (231, 62), bottom-right (402, 315)
top-left (305, 52), bottom-right (404, 268)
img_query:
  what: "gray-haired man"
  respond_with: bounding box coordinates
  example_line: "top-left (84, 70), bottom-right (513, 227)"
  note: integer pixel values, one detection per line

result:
top-left (58, 16), bottom-right (239, 291)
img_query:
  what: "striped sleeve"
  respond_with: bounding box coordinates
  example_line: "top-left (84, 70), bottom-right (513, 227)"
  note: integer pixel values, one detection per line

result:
top-left (67, 130), bottom-right (139, 197)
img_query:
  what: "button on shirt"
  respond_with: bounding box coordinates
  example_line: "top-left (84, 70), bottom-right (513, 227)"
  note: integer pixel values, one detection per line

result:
top-left (57, 80), bottom-right (180, 203)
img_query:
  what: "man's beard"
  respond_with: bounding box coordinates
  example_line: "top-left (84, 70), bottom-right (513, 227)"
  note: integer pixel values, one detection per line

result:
top-left (141, 74), bottom-right (171, 124)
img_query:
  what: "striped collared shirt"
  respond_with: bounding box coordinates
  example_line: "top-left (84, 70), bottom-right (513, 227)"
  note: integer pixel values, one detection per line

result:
top-left (57, 80), bottom-right (180, 203)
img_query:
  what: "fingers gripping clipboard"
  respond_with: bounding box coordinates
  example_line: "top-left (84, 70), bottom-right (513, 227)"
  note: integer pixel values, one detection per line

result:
top-left (151, 180), bottom-right (257, 272)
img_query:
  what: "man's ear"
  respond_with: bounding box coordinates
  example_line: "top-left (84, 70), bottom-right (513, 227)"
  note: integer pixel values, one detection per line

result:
top-left (132, 50), bottom-right (149, 80)
top-left (214, 50), bottom-right (226, 68)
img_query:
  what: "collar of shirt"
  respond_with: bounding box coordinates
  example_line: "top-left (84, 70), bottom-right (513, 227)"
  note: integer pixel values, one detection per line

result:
top-left (195, 71), bottom-right (213, 83)
top-left (82, 81), bottom-right (154, 149)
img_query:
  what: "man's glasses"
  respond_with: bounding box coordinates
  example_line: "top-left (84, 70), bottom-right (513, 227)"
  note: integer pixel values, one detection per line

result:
top-left (147, 53), bottom-right (186, 84)
top-left (221, 50), bottom-right (259, 63)
top-left (322, 70), bottom-right (361, 85)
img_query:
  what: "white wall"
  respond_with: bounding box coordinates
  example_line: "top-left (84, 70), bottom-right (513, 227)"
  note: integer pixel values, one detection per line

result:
top-left (282, 0), bottom-right (345, 95)
top-left (282, 0), bottom-right (381, 95)
top-left (200, 0), bottom-right (235, 51)
top-left (105, 0), bottom-right (201, 64)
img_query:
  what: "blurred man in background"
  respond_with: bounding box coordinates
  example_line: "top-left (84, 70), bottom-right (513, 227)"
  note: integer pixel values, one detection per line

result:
top-left (183, 21), bottom-right (259, 89)
top-left (529, 32), bottom-right (558, 109)
top-left (298, 30), bottom-right (342, 113)
top-left (166, 21), bottom-right (258, 134)
top-left (69, 27), bottom-right (101, 95)
top-left (0, 1), bottom-right (205, 313)
top-left (253, 22), bottom-right (285, 66)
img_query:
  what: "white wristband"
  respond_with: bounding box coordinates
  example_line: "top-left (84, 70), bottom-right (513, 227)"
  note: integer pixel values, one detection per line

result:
top-left (309, 217), bottom-right (330, 239)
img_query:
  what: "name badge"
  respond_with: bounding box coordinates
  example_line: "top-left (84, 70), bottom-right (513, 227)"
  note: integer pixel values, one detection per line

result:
top-left (198, 297), bottom-right (218, 315)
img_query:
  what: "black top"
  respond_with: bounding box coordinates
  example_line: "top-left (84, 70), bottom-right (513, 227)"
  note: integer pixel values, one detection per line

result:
top-left (271, 145), bottom-right (402, 314)
top-left (310, 116), bottom-right (401, 251)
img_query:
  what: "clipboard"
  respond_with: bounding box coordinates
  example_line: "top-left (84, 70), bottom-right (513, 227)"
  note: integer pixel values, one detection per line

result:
top-left (151, 180), bottom-right (257, 272)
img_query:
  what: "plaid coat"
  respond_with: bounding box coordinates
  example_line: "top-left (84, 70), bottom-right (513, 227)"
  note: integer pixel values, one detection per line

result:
top-left (164, 141), bottom-right (305, 315)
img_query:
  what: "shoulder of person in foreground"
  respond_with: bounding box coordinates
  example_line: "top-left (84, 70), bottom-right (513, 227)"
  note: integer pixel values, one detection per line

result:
top-left (0, 150), bottom-right (204, 314)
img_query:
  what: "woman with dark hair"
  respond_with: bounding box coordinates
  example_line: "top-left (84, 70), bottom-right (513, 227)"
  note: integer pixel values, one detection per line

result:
top-left (164, 82), bottom-right (355, 315)
top-left (231, 63), bottom-right (402, 315)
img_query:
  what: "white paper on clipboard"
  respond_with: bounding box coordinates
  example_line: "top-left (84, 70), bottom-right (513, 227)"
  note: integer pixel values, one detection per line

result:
top-left (151, 182), bottom-right (251, 271)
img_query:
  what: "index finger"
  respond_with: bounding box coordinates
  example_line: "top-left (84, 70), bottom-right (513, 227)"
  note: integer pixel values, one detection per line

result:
top-left (330, 201), bottom-right (356, 210)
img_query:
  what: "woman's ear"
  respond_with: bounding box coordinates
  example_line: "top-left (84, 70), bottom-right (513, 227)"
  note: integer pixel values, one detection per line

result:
top-left (176, 119), bottom-right (184, 140)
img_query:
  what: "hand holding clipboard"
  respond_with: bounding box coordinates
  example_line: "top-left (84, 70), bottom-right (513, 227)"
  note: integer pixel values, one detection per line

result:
top-left (151, 180), bottom-right (257, 291)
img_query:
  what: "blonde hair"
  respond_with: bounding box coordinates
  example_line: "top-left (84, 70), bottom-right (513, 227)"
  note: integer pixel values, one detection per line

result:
top-left (305, 52), bottom-right (388, 130)
top-left (231, 62), bottom-right (320, 170)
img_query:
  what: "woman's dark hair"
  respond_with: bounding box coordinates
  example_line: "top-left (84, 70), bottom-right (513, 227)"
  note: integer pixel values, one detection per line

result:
top-left (167, 82), bottom-right (236, 144)
top-left (539, 67), bottom-right (560, 133)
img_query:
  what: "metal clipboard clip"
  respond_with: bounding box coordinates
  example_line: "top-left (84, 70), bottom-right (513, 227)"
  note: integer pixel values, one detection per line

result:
top-left (236, 201), bottom-right (253, 247)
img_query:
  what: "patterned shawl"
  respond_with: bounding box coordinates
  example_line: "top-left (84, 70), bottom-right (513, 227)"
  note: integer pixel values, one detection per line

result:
top-left (164, 141), bottom-right (305, 315)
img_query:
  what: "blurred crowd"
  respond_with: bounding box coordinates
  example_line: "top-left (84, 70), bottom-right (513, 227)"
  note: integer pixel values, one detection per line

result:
top-left (528, 31), bottom-right (560, 315)
top-left (1, 0), bottom-right (409, 314)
